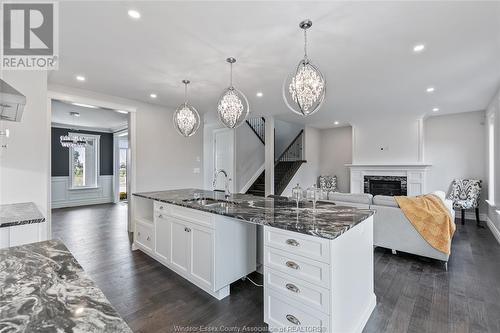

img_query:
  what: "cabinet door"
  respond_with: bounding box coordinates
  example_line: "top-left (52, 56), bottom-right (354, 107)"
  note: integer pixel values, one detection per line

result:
top-left (170, 218), bottom-right (190, 274)
top-left (189, 223), bottom-right (214, 290)
top-left (155, 215), bottom-right (171, 263)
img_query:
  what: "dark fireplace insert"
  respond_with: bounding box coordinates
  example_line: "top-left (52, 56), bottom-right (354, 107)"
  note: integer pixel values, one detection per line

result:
top-left (364, 176), bottom-right (407, 196)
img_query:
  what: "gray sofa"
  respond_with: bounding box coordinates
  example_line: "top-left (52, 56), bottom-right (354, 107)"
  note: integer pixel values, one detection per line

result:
top-left (322, 192), bottom-right (455, 263)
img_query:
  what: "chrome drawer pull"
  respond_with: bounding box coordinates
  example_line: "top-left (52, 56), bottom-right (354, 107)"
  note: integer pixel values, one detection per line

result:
top-left (184, 227), bottom-right (191, 232)
top-left (158, 214), bottom-right (163, 219)
top-left (286, 314), bottom-right (301, 326)
top-left (285, 283), bottom-right (300, 293)
top-left (286, 239), bottom-right (300, 247)
top-left (146, 236), bottom-right (151, 241)
top-left (159, 206), bottom-right (164, 210)
top-left (285, 261), bottom-right (300, 270)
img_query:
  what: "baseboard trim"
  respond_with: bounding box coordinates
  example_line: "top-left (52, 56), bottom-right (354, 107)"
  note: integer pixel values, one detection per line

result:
top-left (486, 216), bottom-right (500, 245)
top-left (240, 164), bottom-right (264, 193)
top-left (52, 198), bottom-right (114, 209)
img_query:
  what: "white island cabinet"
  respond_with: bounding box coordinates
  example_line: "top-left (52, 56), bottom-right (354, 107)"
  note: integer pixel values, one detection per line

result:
top-left (263, 216), bottom-right (376, 333)
top-left (132, 197), bottom-right (256, 300)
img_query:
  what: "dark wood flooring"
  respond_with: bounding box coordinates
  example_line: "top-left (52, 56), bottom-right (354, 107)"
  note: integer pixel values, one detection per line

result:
top-left (52, 203), bottom-right (500, 333)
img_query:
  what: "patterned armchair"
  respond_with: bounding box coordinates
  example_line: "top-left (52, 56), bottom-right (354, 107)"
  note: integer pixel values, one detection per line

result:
top-left (447, 179), bottom-right (483, 227)
top-left (318, 175), bottom-right (337, 199)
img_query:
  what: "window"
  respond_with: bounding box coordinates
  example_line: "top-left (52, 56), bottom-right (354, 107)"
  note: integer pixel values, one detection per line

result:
top-left (69, 133), bottom-right (100, 188)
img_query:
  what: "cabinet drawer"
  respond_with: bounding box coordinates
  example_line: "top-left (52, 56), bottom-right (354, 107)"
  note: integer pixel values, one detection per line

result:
top-left (265, 289), bottom-right (329, 332)
top-left (154, 201), bottom-right (170, 214)
top-left (264, 267), bottom-right (330, 314)
top-left (264, 226), bottom-right (330, 263)
top-left (170, 204), bottom-right (215, 229)
top-left (136, 222), bottom-right (154, 251)
top-left (264, 246), bottom-right (330, 289)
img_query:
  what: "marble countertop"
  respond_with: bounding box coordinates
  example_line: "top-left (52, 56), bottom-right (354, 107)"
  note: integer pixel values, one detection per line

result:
top-left (0, 202), bottom-right (45, 228)
top-left (133, 189), bottom-right (374, 240)
top-left (0, 239), bottom-right (132, 332)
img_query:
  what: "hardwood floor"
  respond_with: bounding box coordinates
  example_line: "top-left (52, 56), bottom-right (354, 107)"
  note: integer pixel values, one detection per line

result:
top-left (52, 203), bottom-right (500, 333)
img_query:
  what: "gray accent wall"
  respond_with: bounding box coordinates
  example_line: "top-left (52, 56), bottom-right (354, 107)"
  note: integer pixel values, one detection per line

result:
top-left (51, 127), bottom-right (114, 177)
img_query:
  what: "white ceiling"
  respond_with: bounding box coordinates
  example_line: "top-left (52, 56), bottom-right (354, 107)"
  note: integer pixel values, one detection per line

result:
top-left (49, 1), bottom-right (500, 128)
top-left (51, 100), bottom-right (128, 131)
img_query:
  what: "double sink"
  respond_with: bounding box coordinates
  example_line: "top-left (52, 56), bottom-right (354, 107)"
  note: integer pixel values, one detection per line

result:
top-left (182, 197), bottom-right (238, 209)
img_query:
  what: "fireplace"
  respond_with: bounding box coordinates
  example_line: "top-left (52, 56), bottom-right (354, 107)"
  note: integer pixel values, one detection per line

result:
top-left (364, 176), bottom-right (407, 196)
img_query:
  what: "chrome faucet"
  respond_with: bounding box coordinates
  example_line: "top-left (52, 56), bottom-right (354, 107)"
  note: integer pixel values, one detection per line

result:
top-left (213, 169), bottom-right (231, 199)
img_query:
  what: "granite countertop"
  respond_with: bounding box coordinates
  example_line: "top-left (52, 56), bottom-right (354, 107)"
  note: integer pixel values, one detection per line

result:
top-left (0, 239), bottom-right (132, 333)
top-left (133, 189), bottom-right (374, 240)
top-left (0, 202), bottom-right (45, 228)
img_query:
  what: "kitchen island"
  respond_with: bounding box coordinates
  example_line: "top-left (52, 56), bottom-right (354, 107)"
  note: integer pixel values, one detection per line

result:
top-left (133, 189), bottom-right (376, 333)
top-left (0, 239), bottom-right (132, 332)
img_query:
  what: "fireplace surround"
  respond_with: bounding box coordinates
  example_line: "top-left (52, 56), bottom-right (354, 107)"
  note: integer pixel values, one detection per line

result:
top-left (364, 176), bottom-right (407, 196)
top-left (346, 164), bottom-right (431, 196)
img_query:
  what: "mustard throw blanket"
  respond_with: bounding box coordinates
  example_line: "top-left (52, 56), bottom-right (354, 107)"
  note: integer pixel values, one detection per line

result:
top-left (394, 194), bottom-right (456, 254)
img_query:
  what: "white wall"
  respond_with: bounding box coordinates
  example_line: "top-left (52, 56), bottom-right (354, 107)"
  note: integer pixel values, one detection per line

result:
top-left (275, 119), bottom-right (304, 160)
top-left (135, 104), bottom-right (203, 192)
top-left (352, 116), bottom-right (422, 164)
top-left (282, 126), bottom-right (321, 196)
top-left (319, 126), bottom-right (353, 193)
top-left (425, 111), bottom-right (487, 216)
top-left (485, 87), bottom-right (500, 243)
top-left (0, 71), bottom-right (49, 237)
top-left (235, 124), bottom-right (264, 191)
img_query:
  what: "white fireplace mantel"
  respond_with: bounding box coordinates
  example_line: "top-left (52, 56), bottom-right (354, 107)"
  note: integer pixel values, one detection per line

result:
top-left (346, 163), bottom-right (432, 196)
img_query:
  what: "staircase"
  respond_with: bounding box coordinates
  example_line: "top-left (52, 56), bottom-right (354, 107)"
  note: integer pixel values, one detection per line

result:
top-left (245, 118), bottom-right (306, 197)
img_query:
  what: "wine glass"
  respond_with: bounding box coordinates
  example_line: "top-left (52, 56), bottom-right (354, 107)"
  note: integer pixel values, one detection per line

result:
top-left (292, 183), bottom-right (303, 210)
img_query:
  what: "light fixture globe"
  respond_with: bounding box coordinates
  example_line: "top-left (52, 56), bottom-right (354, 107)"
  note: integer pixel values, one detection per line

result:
top-left (217, 57), bottom-right (249, 129)
top-left (283, 19), bottom-right (326, 117)
top-left (173, 80), bottom-right (201, 137)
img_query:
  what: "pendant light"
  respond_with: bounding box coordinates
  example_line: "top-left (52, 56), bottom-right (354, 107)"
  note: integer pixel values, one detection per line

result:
top-left (60, 112), bottom-right (88, 148)
top-left (173, 80), bottom-right (200, 137)
top-left (283, 19), bottom-right (326, 117)
top-left (217, 57), bottom-right (249, 128)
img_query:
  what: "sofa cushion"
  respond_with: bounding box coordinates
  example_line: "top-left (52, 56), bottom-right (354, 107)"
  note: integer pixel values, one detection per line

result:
top-left (330, 192), bottom-right (373, 205)
top-left (373, 195), bottom-right (399, 207)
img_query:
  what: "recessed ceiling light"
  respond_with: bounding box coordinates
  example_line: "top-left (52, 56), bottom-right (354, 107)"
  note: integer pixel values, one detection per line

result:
top-left (426, 87), bottom-right (435, 93)
top-left (432, 107), bottom-right (440, 112)
top-left (334, 121), bottom-right (339, 125)
top-left (150, 93), bottom-right (157, 99)
top-left (76, 75), bottom-right (86, 82)
top-left (413, 44), bottom-right (425, 53)
top-left (128, 10), bottom-right (141, 19)
top-left (116, 110), bottom-right (128, 114)
top-left (256, 92), bottom-right (263, 97)
top-left (71, 102), bottom-right (98, 109)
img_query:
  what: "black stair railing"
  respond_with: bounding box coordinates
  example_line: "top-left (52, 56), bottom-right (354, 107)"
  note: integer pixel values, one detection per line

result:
top-left (276, 129), bottom-right (304, 163)
top-left (246, 117), bottom-right (265, 144)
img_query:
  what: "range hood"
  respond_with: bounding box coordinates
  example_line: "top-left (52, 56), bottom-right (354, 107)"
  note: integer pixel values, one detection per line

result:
top-left (0, 79), bottom-right (26, 122)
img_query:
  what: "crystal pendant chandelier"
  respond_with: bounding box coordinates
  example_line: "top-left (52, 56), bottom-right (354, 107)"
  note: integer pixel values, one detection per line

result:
top-left (60, 112), bottom-right (88, 148)
top-left (173, 80), bottom-right (200, 137)
top-left (283, 19), bottom-right (326, 117)
top-left (217, 57), bottom-right (249, 128)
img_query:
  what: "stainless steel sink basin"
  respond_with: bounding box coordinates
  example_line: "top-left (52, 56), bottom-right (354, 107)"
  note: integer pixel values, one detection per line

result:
top-left (183, 197), bottom-right (237, 208)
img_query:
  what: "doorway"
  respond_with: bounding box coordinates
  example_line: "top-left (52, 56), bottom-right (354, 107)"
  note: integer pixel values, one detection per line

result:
top-left (48, 90), bottom-right (136, 235)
